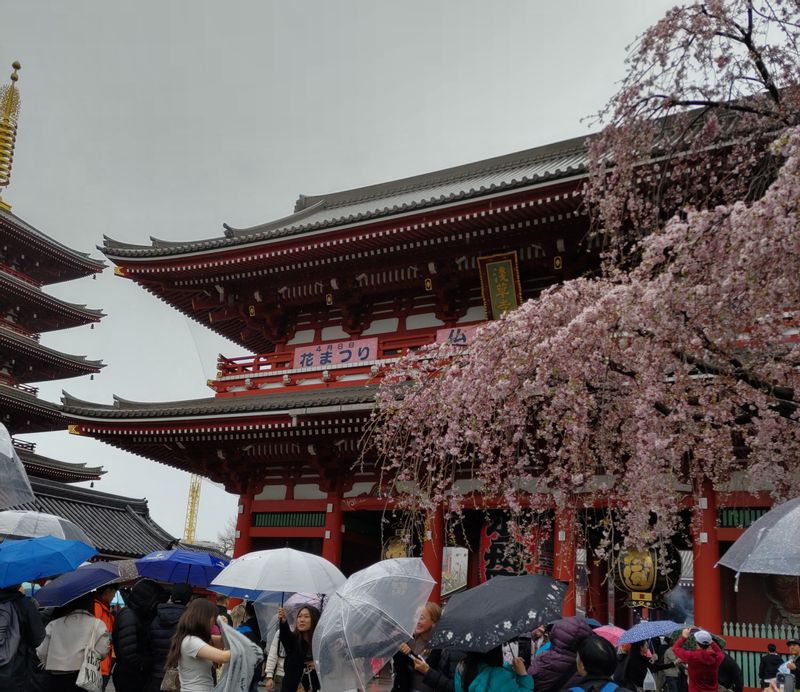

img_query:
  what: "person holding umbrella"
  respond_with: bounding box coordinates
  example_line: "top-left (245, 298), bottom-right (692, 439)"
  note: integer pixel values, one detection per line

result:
top-left (36, 592), bottom-right (111, 692)
top-left (455, 646), bottom-right (532, 692)
top-left (278, 604), bottom-right (321, 692)
top-left (392, 601), bottom-right (467, 692)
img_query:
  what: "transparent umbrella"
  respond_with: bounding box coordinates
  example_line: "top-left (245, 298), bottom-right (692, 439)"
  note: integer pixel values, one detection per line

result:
top-left (717, 496), bottom-right (800, 582)
top-left (313, 558), bottom-right (435, 692)
top-left (0, 424), bottom-right (34, 509)
top-left (0, 510), bottom-right (94, 546)
top-left (254, 591), bottom-right (323, 650)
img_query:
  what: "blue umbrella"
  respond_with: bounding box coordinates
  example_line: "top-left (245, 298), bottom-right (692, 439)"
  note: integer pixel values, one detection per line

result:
top-left (34, 560), bottom-right (139, 607)
top-left (0, 535), bottom-right (97, 588)
top-left (618, 620), bottom-right (684, 644)
top-left (136, 549), bottom-right (229, 587)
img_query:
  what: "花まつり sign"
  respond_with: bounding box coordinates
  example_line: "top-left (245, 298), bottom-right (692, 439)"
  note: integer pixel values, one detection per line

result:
top-left (292, 337), bottom-right (379, 369)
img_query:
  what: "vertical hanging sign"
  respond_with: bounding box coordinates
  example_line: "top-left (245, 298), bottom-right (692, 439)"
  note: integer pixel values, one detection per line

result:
top-left (477, 251), bottom-right (523, 319)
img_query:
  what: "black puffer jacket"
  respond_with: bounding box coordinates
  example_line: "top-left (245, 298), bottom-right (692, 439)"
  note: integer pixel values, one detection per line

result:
top-left (111, 580), bottom-right (164, 692)
top-left (144, 602), bottom-right (186, 692)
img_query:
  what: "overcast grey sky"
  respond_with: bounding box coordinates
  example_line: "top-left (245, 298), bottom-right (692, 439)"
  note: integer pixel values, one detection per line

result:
top-left (2, 1), bottom-right (679, 543)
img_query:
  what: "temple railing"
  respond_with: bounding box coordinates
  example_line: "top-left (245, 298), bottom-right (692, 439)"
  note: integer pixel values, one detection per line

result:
top-left (723, 621), bottom-right (800, 640)
top-left (722, 622), bottom-right (799, 690)
top-left (11, 438), bottom-right (36, 452)
top-left (215, 332), bottom-right (443, 379)
top-left (0, 317), bottom-right (40, 341)
top-left (0, 262), bottom-right (43, 287)
top-left (0, 375), bottom-right (39, 396)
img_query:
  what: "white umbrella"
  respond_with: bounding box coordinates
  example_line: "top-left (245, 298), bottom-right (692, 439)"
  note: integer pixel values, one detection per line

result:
top-left (0, 510), bottom-right (94, 547)
top-left (0, 424), bottom-right (34, 509)
top-left (210, 547), bottom-right (345, 596)
top-left (718, 496), bottom-right (800, 581)
top-left (313, 558), bottom-right (435, 692)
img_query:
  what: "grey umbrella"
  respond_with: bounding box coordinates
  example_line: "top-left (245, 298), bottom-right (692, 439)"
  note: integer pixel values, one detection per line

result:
top-left (717, 497), bottom-right (800, 579)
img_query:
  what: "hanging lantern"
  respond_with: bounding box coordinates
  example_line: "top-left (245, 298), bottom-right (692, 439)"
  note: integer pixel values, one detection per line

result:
top-left (618, 545), bottom-right (681, 608)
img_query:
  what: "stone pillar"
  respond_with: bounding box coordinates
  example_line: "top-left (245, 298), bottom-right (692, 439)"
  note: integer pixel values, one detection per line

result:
top-left (693, 479), bottom-right (722, 633)
top-left (322, 487), bottom-right (344, 566)
top-left (233, 489), bottom-right (254, 558)
top-left (422, 505), bottom-right (445, 603)
top-left (553, 512), bottom-right (577, 616)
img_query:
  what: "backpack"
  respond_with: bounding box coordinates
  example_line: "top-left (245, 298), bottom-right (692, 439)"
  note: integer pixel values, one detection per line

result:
top-left (571, 682), bottom-right (620, 692)
top-left (0, 600), bottom-right (22, 668)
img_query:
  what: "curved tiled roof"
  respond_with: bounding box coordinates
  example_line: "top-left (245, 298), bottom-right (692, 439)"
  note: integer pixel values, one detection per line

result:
top-left (62, 384), bottom-right (379, 420)
top-left (15, 477), bottom-right (176, 558)
top-left (0, 326), bottom-right (105, 379)
top-left (0, 268), bottom-right (104, 329)
top-left (0, 209), bottom-right (105, 281)
top-left (17, 447), bottom-right (105, 483)
top-left (101, 134), bottom-right (589, 259)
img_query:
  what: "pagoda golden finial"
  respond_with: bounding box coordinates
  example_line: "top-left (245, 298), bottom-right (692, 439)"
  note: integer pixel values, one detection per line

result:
top-left (0, 61), bottom-right (22, 212)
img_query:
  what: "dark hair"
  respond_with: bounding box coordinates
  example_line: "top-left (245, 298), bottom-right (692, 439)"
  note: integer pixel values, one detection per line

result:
top-left (165, 598), bottom-right (218, 671)
top-left (460, 647), bottom-right (504, 692)
top-left (244, 601), bottom-right (256, 617)
top-left (578, 635), bottom-right (617, 677)
top-left (293, 605), bottom-right (321, 644)
top-left (768, 643), bottom-right (778, 653)
top-left (216, 594), bottom-right (228, 605)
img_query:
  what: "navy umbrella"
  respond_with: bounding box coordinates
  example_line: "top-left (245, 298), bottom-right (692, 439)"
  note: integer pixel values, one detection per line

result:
top-left (0, 535), bottom-right (97, 588)
top-left (34, 560), bottom-right (139, 607)
top-left (430, 574), bottom-right (567, 652)
top-left (618, 620), bottom-right (684, 645)
top-left (136, 549), bottom-right (229, 587)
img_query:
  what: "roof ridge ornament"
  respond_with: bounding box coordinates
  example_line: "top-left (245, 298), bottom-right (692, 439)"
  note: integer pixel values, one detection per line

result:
top-left (0, 61), bottom-right (21, 212)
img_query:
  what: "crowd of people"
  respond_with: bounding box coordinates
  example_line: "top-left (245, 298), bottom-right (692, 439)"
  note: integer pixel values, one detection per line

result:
top-left (1, 578), bottom-right (798, 692)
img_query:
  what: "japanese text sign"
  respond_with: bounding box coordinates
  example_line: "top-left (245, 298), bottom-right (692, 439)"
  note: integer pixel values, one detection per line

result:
top-left (292, 337), bottom-right (379, 369)
top-left (435, 325), bottom-right (479, 346)
top-left (477, 251), bottom-right (523, 320)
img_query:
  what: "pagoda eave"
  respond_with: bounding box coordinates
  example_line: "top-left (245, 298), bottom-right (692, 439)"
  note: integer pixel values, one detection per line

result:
top-left (17, 447), bottom-right (105, 483)
top-left (0, 383), bottom-right (64, 433)
top-left (0, 268), bottom-right (104, 331)
top-left (0, 210), bottom-right (105, 284)
top-left (0, 327), bottom-right (104, 383)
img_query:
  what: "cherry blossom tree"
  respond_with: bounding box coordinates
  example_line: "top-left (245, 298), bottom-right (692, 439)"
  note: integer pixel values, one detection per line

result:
top-left (364, 0), bottom-right (800, 555)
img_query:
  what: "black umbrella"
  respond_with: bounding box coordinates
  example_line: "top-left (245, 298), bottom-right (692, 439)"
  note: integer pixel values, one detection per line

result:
top-left (430, 574), bottom-right (567, 652)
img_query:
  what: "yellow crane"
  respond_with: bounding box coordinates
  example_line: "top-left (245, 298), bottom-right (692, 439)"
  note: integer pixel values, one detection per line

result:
top-left (183, 474), bottom-right (202, 543)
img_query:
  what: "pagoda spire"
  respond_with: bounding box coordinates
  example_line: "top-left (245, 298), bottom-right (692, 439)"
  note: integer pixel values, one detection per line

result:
top-left (0, 61), bottom-right (22, 212)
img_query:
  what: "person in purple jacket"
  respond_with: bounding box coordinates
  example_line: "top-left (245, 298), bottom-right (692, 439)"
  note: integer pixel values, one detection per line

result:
top-left (529, 618), bottom-right (595, 692)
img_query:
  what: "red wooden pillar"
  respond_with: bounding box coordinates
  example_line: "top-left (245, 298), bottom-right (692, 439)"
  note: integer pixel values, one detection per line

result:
top-left (693, 480), bottom-right (722, 634)
top-left (553, 512), bottom-right (577, 616)
top-left (322, 488), bottom-right (344, 567)
top-left (422, 505), bottom-right (445, 603)
top-left (586, 555), bottom-right (609, 624)
top-left (233, 489), bottom-right (254, 558)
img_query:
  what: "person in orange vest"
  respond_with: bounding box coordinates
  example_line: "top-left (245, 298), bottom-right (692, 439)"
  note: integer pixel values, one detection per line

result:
top-left (94, 585), bottom-right (118, 691)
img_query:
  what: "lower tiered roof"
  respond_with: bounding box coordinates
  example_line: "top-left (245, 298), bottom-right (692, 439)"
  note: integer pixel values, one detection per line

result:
top-left (15, 476), bottom-right (177, 559)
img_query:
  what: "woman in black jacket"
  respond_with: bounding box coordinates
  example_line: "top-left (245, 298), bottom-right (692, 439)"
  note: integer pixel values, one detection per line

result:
top-left (278, 604), bottom-right (321, 692)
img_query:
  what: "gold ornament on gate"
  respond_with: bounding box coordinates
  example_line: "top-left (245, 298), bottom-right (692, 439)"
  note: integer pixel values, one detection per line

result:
top-left (620, 550), bottom-right (656, 592)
